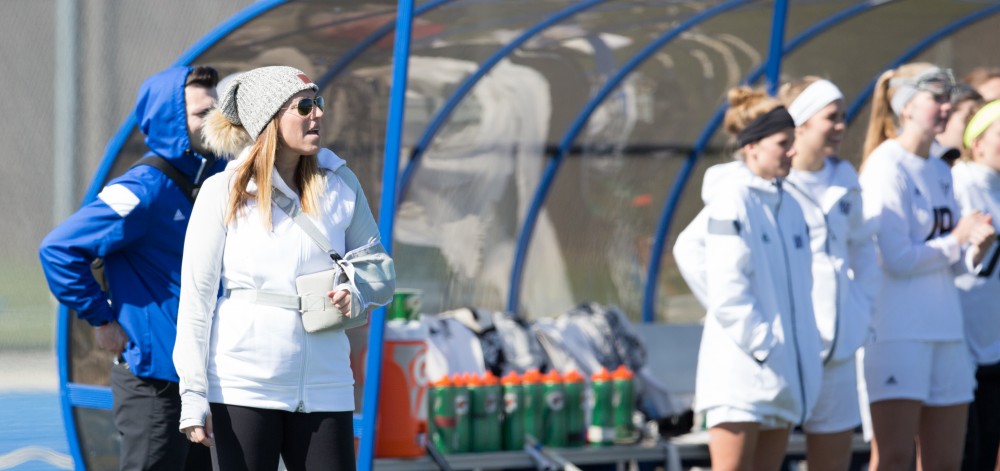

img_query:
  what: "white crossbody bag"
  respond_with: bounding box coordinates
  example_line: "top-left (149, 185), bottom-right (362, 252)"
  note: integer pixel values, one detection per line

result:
top-left (227, 190), bottom-right (366, 333)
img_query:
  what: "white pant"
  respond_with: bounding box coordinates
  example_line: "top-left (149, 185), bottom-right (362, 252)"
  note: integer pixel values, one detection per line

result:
top-left (803, 356), bottom-right (862, 434)
top-left (863, 339), bottom-right (974, 406)
top-left (705, 406), bottom-right (792, 430)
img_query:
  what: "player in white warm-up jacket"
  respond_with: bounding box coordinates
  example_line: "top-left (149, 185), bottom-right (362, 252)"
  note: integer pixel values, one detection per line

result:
top-left (675, 87), bottom-right (822, 471)
top-left (953, 100), bottom-right (1000, 471)
top-left (676, 79), bottom-right (879, 471)
top-left (858, 62), bottom-right (995, 471)
top-left (779, 78), bottom-right (880, 471)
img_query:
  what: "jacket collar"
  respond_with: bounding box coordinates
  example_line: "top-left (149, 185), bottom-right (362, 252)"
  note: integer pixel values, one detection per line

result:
top-left (229, 148), bottom-right (347, 196)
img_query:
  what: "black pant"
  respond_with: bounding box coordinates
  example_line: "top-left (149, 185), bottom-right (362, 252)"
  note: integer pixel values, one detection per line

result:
top-left (962, 362), bottom-right (1000, 471)
top-left (111, 362), bottom-right (213, 471)
top-left (209, 403), bottom-right (356, 471)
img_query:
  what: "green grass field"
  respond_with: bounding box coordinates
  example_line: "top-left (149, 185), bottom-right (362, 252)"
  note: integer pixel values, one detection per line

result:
top-left (0, 260), bottom-right (56, 351)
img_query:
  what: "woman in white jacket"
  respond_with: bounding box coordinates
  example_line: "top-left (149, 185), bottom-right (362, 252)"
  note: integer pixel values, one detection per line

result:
top-left (953, 100), bottom-right (1000, 471)
top-left (777, 77), bottom-right (880, 471)
top-left (859, 62), bottom-right (994, 471)
top-left (677, 87), bottom-right (822, 471)
top-left (173, 66), bottom-right (395, 470)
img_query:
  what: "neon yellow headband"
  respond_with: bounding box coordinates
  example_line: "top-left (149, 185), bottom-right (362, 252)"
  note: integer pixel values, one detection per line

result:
top-left (964, 100), bottom-right (1000, 148)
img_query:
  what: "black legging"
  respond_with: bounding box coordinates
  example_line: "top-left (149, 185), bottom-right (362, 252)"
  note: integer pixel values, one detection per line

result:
top-left (209, 403), bottom-right (356, 471)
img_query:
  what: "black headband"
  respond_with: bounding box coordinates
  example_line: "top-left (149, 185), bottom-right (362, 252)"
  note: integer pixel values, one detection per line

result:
top-left (736, 106), bottom-right (796, 147)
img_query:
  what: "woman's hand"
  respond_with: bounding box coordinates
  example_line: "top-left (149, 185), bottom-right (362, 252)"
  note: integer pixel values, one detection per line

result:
top-left (951, 211), bottom-right (991, 245)
top-left (967, 214), bottom-right (997, 267)
top-left (328, 289), bottom-right (352, 316)
top-left (182, 415), bottom-right (214, 448)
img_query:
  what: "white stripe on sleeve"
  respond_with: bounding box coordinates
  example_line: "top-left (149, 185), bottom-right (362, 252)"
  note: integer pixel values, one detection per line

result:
top-left (97, 184), bottom-right (140, 217)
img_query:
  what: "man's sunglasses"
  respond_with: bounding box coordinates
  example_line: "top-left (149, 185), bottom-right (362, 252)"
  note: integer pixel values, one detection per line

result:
top-left (286, 96), bottom-right (325, 116)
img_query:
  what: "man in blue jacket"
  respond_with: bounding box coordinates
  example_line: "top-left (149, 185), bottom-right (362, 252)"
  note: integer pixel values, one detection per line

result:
top-left (40, 66), bottom-right (226, 470)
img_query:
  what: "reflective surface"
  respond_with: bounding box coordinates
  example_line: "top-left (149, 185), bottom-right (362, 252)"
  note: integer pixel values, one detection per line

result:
top-left (76, 0), bottom-right (1000, 386)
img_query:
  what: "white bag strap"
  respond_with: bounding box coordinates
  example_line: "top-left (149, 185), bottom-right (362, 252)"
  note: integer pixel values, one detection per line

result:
top-left (271, 190), bottom-right (343, 262)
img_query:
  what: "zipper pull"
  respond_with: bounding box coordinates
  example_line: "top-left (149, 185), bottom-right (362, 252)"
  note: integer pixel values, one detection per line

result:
top-left (296, 401), bottom-right (305, 413)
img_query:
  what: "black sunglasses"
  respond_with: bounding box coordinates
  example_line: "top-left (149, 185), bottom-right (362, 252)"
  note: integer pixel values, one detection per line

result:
top-left (286, 96), bottom-right (325, 116)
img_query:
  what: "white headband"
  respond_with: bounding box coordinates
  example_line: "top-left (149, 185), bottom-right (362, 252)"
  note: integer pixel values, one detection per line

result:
top-left (787, 79), bottom-right (844, 126)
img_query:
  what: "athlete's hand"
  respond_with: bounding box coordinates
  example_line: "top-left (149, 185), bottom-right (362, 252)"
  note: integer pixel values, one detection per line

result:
top-left (328, 289), bottom-right (352, 316)
top-left (968, 214), bottom-right (997, 267)
top-left (182, 415), bottom-right (214, 448)
top-left (951, 211), bottom-right (991, 245)
top-left (94, 321), bottom-right (128, 354)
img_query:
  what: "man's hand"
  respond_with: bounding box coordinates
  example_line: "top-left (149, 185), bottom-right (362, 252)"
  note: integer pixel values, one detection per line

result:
top-left (182, 415), bottom-right (214, 448)
top-left (94, 321), bottom-right (129, 354)
top-left (328, 289), bottom-right (352, 316)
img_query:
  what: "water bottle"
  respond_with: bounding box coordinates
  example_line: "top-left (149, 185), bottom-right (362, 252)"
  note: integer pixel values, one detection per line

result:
top-left (562, 370), bottom-right (586, 447)
top-left (501, 371), bottom-right (525, 450)
top-left (588, 367), bottom-right (613, 446)
top-left (451, 373), bottom-right (471, 453)
top-left (428, 376), bottom-right (455, 453)
top-left (482, 371), bottom-right (502, 452)
top-left (522, 369), bottom-right (544, 442)
top-left (612, 365), bottom-right (635, 442)
top-left (542, 370), bottom-right (567, 447)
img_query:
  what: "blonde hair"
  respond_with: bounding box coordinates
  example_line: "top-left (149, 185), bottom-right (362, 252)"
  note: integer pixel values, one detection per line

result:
top-left (777, 76), bottom-right (823, 107)
top-left (723, 86), bottom-right (784, 138)
top-left (861, 62), bottom-right (938, 167)
top-left (965, 66), bottom-right (1000, 89)
top-left (224, 118), bottom-right (325, 229)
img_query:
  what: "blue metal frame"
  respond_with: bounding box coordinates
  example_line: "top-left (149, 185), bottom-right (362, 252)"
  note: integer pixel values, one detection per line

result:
top-left (356, 0), bottom-right (414, 468)
top-left (846, 2), bottom-right (1000, 123)
top-left (640, 0), bottom-right (895, 323)
top-left (396, 0), bottom-right (612, 200)
top-left (765, 0), bottom-right (788, 95)
top-left (507, 0), bottom-right (752, 313)
top-left (57, 1), bottom-right (289, 468)
top-left (314, 0), bottom-right (457, 89)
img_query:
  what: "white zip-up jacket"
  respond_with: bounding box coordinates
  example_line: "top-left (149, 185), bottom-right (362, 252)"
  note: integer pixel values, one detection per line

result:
top-left (676, 162), bottom-right (822, 425)
top-left (174, 148), bottom-right (395, 430)
top-left (677, 160), bottom-right (880, 364)
top-left (952, 161), bottom-right (1000, 365)
top-left (786, 159), bottom-right (880, 363)
top-left (859, 140), bottom-right (968, 342)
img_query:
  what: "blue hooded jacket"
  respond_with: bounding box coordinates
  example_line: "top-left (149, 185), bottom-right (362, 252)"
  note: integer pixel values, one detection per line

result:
top-left (39, 66), bottom-right (226, 382)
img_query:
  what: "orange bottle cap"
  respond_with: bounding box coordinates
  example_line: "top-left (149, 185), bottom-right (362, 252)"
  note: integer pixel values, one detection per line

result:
top-left (612, 365), bottom-right (634, 380)
top-left (563, 370), bottom-right (584, 383)
top-left (543, 370), bottom-right (562, 384)
top-left (432, 376), bottom-right (453, 388)
top-left (591, 367), bottom-right (611, 382)
top-left (501, 371), bottom-right (522, 385)
top-left (482, 371), bottom-right (500, 386)
top-left (465, 373), bottom-right (483, 387)
top-left (522, 369), bottom-right (542, 384)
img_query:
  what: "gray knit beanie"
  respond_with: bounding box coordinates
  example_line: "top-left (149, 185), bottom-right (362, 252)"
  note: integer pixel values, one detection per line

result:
top-left (218, 66), bottom-right (319, 140)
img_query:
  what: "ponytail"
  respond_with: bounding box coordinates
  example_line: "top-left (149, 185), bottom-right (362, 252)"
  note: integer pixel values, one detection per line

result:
top-left (861, 69), bottom-right (897, 171)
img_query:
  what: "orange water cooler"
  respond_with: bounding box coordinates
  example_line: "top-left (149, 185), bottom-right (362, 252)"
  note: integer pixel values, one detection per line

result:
top-left (373, 320), bottom-right (428, 458)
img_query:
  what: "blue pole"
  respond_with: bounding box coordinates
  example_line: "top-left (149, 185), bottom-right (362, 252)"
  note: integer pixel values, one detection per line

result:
top-left (640, 0), bottom-right (895, 322)
top-left (765, 0), bottom-right (789, 95)
top-left (506, 0), bottom-right (751, 314)
top-left (846, 2), bottom-right (1000, 123)
top-left (397, 0), bottom-right (611, 202)
top-left (357, 0), bottom-right (413, 469)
